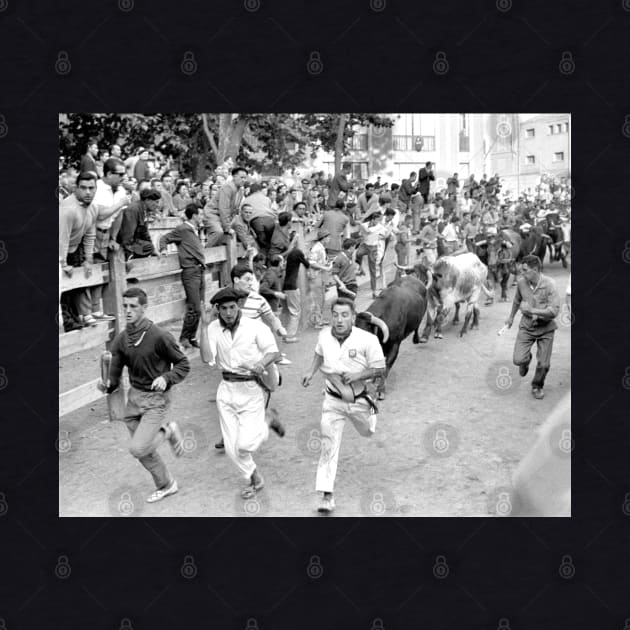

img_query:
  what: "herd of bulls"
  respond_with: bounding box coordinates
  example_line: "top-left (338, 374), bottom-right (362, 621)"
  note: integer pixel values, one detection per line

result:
top-left (353, 215), bottom-right (571, 401)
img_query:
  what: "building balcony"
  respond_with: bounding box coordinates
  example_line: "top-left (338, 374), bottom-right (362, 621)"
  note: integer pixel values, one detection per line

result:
top-left (393, 135), bottom-right (436, 152)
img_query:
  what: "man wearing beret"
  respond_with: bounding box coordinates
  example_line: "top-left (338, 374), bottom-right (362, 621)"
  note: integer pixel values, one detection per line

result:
top-left (118, 188), bottom-right (161, 260)
top-left (200, 287), bottom-right (286, 499)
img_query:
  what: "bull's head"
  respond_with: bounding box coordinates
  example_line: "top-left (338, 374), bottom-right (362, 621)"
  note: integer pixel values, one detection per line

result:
top-left (394, 262), bottom-right (433, 290)
top-left (355, 312), bottom-right (390, 344)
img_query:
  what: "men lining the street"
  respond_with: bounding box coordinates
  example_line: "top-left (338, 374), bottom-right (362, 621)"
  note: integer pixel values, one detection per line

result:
top-left (98, 287), bottom-right (189, 503)
top-left (302, 297), bottom-right (386, 513)
top-left (200, 287), bottom-right (285, 499)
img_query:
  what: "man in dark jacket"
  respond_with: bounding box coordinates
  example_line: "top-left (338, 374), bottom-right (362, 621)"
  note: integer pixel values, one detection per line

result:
top-left (158, 204), bottom-right (206, 349)
top-left (327, 162), bottom-right (352, 209)
top-left (399, 172), bottom-right (418, 210)
top-left (418, 161), bottom-right (435, 203)
top-left (98, 287), bottom-right (190, 503)
top-left (119, 189), bottom-right (160, 260)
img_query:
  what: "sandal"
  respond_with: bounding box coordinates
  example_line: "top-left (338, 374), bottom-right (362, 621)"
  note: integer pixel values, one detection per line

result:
top-left (241, 472), bottom-right (265, 499)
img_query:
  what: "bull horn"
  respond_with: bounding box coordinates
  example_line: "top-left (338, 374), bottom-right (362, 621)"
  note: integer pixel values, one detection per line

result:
top-left (369, 313), bottom-right (390, 344)
top-left (425, 269), bottom-right (433, 291)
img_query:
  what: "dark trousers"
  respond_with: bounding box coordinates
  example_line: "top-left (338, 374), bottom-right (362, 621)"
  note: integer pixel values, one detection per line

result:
top-left (513, 327), bottom-right (555, 389)
top-left (250, 216), bottom-right (276, 255)
top-left (180, 265), bottom-right (205, 341)
top-left (355, 243), bottom-right (378, 292)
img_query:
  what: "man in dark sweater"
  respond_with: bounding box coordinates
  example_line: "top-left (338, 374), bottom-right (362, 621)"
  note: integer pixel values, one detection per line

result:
top-left (119, 189), bottom-right (160, 260)
top-left (99, 287), bottom-right (190, 503)
top-left (158, 204), bottom-right (206, 349)
top-left (282, 244), bottom-right (310, 343)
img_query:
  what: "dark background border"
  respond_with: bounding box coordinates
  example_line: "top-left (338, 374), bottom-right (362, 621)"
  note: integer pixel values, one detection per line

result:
top-left (1, 0), bottom-right (629, 628)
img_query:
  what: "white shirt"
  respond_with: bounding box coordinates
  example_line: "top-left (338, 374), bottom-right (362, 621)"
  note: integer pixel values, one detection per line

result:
top-left (361, 222), bottom-right (386, 246)
top-left (442, 222), bottom-right (459, 242)
top-left (93, 179), bottom-right (127, 230)
top-left (205, 314), bottom-right (278, 374)
top-left (315, 327), bottom-right (386, 376)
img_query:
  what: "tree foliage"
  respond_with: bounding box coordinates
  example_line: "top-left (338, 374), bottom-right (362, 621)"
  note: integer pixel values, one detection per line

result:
top-left (59, 113), bottom-right (395, 179)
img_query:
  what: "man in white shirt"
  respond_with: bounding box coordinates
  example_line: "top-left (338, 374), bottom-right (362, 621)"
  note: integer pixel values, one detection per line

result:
top-left (354, 210), bottom-right (387, 298)
top-left (302, 298), bottom-right (386, 513)
top-left (91, 158), bottom-right (131, 317)
top-left (200, 287), bottom-right (285, 499)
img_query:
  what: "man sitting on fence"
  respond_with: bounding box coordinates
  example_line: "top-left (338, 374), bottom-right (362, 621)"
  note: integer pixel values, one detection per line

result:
top-left (119, 189), bottom-right (160, 260)
top-left (98, 287), bottom-right (190, 504)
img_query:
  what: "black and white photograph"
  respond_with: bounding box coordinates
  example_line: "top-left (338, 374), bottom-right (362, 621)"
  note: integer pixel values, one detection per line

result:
top-left (58, 112), bottom-right (571, 517)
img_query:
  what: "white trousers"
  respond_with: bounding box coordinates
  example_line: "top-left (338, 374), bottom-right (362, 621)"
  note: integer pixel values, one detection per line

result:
top-left (216, 380), bottom-right (269, 480)
top-left (316, 394), bottom-right (375, 494)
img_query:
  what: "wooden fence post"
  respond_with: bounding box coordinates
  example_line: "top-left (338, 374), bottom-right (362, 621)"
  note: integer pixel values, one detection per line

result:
top-left (222, 235), bottom-right (237, 287)
top-left (102, 249), bottom-right (126, 347)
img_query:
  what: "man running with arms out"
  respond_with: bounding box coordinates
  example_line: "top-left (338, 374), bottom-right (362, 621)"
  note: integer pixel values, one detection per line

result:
top-left (200, 288), bottom-right (285, 499)
top-left (504, 254), bottom-right (560, 400)
top-left (98, 287), bottom-right (189, 503)
top-left (301, 298), bottom-right (386, 514)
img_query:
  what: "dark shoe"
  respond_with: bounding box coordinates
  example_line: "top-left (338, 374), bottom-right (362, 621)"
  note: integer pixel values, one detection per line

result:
top-left (519, 363), bottom-right (529, 377)
top-left (189, 339), bottom-right (200, 348)
top-left (318, 493), bottom-right (335, 513)
top-left (531, 387), bottom-right (545, 400)
top-left (215, 439), bottom-right (225, 450)
top-left (267, 408), bottom-right (285, 437)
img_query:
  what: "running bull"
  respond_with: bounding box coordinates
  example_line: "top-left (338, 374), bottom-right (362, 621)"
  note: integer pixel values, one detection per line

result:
top-left (419, 252), bottom-right (493, 341)
top-left (354, 263), bottom-right (432, 400)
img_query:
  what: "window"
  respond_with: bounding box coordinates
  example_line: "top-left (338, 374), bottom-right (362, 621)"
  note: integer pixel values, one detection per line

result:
top-left (526, 155), bottom-right (536, 164)
top-left (556, 124), bottom-right (562, 134)
top-left (350, 134), bottom-right (368, 151)
top-left (563, 122), bottom-right (569, 133)
top-left (553, 152), bottom-right (565, 162)
top-left (526, 128), bottom-right (535, 138)
top-left (548, 125), bottom-right (554, 135)
top-left (459, 129), bottom-right (470, 152)
top-left (392, 135), bottom-right (435, 151)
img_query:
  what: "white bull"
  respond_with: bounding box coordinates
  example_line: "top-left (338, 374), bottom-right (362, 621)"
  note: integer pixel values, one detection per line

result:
top-left (419, 252), bottom-right (493, 340)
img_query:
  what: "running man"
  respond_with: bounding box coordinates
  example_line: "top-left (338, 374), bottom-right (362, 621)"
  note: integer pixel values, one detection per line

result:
top-left (200, 287), bottom-right (285, 499)
top-left (301, 298), bottom-right (386, 513)
top-left (98, 287), bottom-right (190, 503)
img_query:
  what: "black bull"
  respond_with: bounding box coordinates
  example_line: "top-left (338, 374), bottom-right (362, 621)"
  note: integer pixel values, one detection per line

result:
top-left (474, 229), bottom-right (522, 302)
top-left (354, 264), bottom-right (431, 399)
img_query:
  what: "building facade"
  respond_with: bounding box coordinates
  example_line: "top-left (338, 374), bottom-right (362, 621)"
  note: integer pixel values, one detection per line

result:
top-left (309, 114), bottom-right (488, 188)
top-left (485, 113), bottom-right (571, 197)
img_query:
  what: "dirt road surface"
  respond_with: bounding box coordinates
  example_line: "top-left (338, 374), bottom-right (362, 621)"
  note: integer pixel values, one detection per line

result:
top-left (59, 254), bottom-right (571, 517)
